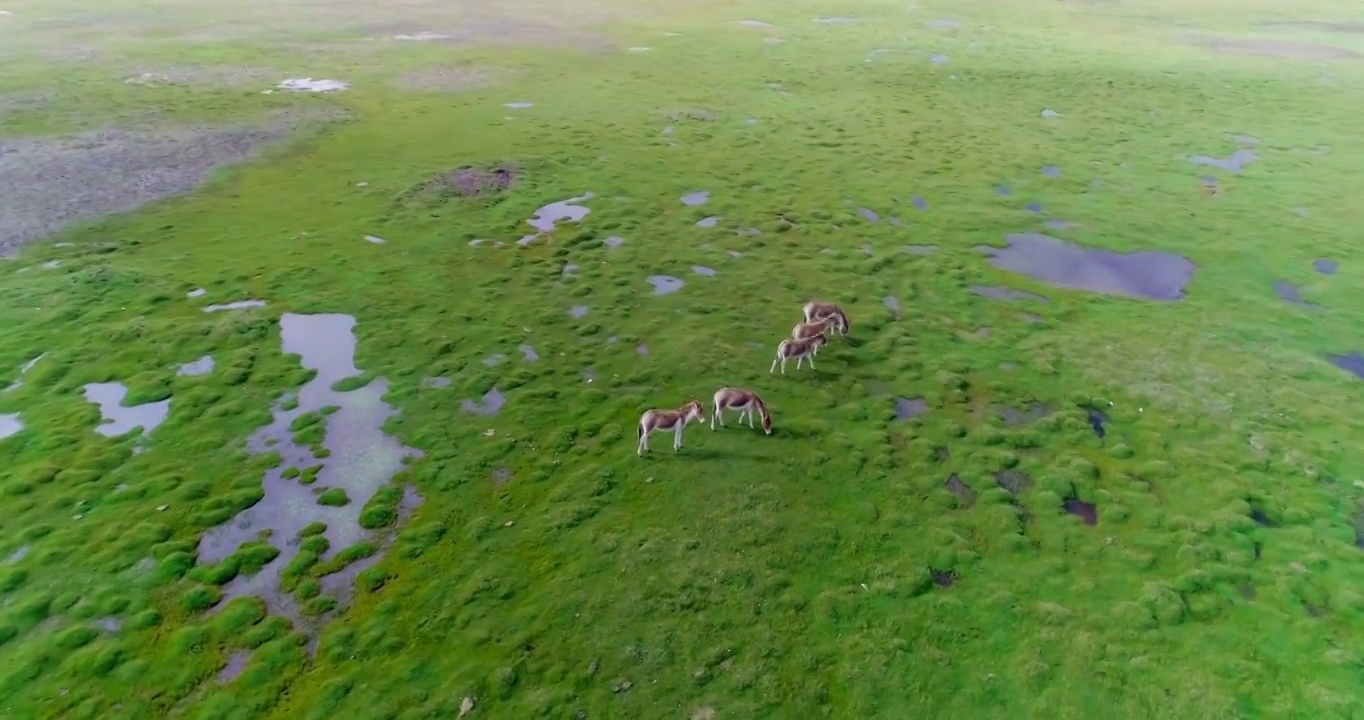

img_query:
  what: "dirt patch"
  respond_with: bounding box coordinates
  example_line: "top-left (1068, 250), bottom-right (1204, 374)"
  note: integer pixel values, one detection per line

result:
top-left (420, 164), bottom-right (518, 197)
top-left (122, 66), bottom-right (279, 88)
top-left (0, 109), bottom-right (343, 252)
top-left (390, 65), bottom-right (508, 92)
top-left (1178, 34), bottom-right (1361, 60)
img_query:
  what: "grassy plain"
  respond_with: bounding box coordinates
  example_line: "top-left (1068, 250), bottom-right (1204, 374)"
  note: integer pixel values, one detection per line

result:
top-left (3, 0), bottom-right (1364, 717)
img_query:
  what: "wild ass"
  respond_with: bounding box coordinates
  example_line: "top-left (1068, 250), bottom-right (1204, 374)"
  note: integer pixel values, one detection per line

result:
top-left (770, 335), bottom-right (828, 375)
top-left (801, 300), bottom-right (850, 336)
top-left (791, 316), bottom-right (838, 354)
top-left (637, 399), bottom-right (706, 455)
top-left (711, 387), bottom-right (773, 434)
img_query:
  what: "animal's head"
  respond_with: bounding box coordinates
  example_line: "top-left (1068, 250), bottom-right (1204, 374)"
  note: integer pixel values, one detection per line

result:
top-left (811, 334), bottom-right (829, 348)
top-left (761, 409), bottom-right (773, 435)
top-left (834, 311), bottom-right (850, 335)
top-left (684, 400), bottom-right (706, 422)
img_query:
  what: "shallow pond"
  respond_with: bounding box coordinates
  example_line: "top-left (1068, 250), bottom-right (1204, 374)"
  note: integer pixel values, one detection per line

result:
top-left (981, 232), bottom-right (1195, 301)
top-left (83, 382), bottom-right (171, 437)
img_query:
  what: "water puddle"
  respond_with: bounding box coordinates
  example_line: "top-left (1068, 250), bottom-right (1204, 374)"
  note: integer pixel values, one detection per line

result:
top-left (393, 32), bottom-right (450, 41)
top-left (911, 195), bottom-right (928, 210)
top-left (1314, 259), bottom-right (1338, 275)
top-left (519, 344), bottom-right (539, 362)
top-left (928, 19), bottom-right (960, 29)
top-left (931, 569), bottom-right (958, 587)
top-left (0, 413), bottom-right (22, 440)
top-left (461, 388), bottom-right (506, 415)
top-left (604, 236), bottom-right (625, 250)
top-left (278, 78), bottom-right (348, 93)
top-left (1064, 498), bottom-right (1098, 525)
top-left (41, 260), bottom-right (61, 269)
top-left (563, 263), bottom-right (580, 276)
top-left (204, 300), bottom-right (266, 313)
top-left (894, 397), bottom-right (927, 420)
top-left (218, 651), bottom-right (251, 683)
top-left (681, 191), bottom-right (710, 206)
top-left (1042, 109), bottom-right (1061, 118)
top-left (945, 474), bottom-right (975, 506)
top-left (570, 305), bottom-right (590, 319)
top-left (636, 344), bottom-right (650, 357)
top-left (647, 276), bottom-right (685, 295)
top-left (1250, 507), bottom-right (1277, 527)
top-left (970, 285), bottom-right (1049, 303)
top-left (1328, 353), bottom-right (1364, 379)
top-left (95, 617), bottom-right (122, 632)
top-left (734, 20), bottom-right (774, 28)
top-left (813, 17), bottom-right (862, 24)
top-left (930, 54), bottom-right (949, 65)
top-left (692, 265), bottom-right (716, 277)
top-left (482, 353), bottom-right (506, 367)
top-left (1043, 219), bottom-right (1076, 231)
top-left (728, 250), bottom-right (743, 258)
top-left (1273, 280), bottom-right (1319, 307)
top-left (858, 208), bottom-right (879, 222)
top-left (883, 296), bottom-right (902, 317)
top-left (997, 402), bottom-right (1053, 427)
top-left (995, 469), bottom-right (1033, 494)
top-left (177, 355), bottom-right (215, 377)
top-left (980, 232), bottom-right (1195, 301)
top-left (1041, 165), bottom-right (1061, 177)
top-left (187, 288), bottom-right (207, 298)
top-left (83, 383), bottom-right (171, 437)
top-left (504, 102), bottom-right (533, 109)
top-left (1084, 407), bottom-right (1108, 438)
top-left (1024, 202), bottom-right (1043, 214)
top-left (197, 313), bottom-right (422, 622)
top-left (696, 216), bottom-right (721, 228)
top-left (6, 546), bottom-right (29, 563)
top-left (364, 235), bottom-right (385, 244)
top-left (996, 185), bottom-right (1011, 196)
top-left (527, 193), bottom-right (593, 233)
top-left (1189, 149), bottom-right (1257, 173)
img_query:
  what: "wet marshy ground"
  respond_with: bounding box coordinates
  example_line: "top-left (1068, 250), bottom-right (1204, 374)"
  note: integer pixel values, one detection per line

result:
top-left (980, 232), bottom-right (1195, 301)
top-left (196, 313), bottom-right (421, 621)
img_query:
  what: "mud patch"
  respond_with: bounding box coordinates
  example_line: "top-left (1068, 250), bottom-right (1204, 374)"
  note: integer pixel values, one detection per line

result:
top-left (391, 65), bottom-right (506, 92)
top-left (931, 569), bottom-right (959, 587)
top-left (1084, 407), bottom-right (1108, 439)
top-left (980, 233), bottom-right (1195, 301)
top-left (419, 164), bottom-right (518, 198)
top-left (198, 313), bottom-right (421, 621)
top-left (1178, 34), bottom-right (1361, 60)
top-left (996, 469), bottom-right (1033, 494)
top-left (83, 382), bottom-right (171, 437)
top-left (1064, 498), bottom-right (1098, 525)
top-left (0, 111), bottom-right (341, 253)
top-left (945, 474), bottom-right (975, 506)
top-left (997, 402), bottom-right (1053, 427)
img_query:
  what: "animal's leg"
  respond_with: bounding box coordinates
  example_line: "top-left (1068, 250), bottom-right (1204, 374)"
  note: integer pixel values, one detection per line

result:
top-left (770, 357), bottom-right (778, 373)
top-left (674, 425), bottom-right (683, 451)
top-left (796, 356), bottom-right (805, 370)
top-left (710, 406), bottom-right (718, 430)
top-left (747, 409), bottom-right (756, 428)
top-left (808, 355), bottom-right (817, 369)
top-left (780, 357), bottom-right (788, 375)
top-left (637, 428), bottom-right (648, 455)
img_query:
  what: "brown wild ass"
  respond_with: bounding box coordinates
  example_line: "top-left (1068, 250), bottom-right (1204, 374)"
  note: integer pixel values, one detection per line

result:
top-left (710, 387), bottom-right (772, 434)
top-left (801, 300), bottom-right (849, 336)
top-left (791, 316), bottom-right (838, 355)
top-left (637, 399), bottom-right (706, 455)
top-left (770, 335), bottom-right (828, 374)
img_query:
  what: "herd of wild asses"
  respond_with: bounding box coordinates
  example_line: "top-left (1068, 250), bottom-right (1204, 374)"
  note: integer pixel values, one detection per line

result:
top-left (636, 300), bottom-right (851, 455)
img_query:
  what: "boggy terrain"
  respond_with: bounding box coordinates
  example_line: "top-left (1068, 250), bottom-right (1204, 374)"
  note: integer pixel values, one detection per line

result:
top-left (2, 0), bottom-right (1364, 717)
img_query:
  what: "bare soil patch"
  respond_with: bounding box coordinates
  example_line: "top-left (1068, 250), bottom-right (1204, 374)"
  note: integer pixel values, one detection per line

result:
top-left (122, 66), bottom-right (280, 88)
top-left (426, 164), bottom-right (518, 197)
top-left (390, 65), bottom-right (509, 93)
top-left (0, 108), bottom-right (345, 253)
top-left (1177, 34), bottom-right (1361, 60)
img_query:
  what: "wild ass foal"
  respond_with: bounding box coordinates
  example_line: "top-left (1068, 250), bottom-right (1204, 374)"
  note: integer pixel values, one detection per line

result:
top-left (711, 387), bottom-right (772, 434)
top-left (801, 300), bottom-right (850, 336)
top-left (770, 334), bottom-right (828, 375)
top-left (790, 316), bottom-right (838, 355)
top-left (637, 399), bottom-right (706, 455)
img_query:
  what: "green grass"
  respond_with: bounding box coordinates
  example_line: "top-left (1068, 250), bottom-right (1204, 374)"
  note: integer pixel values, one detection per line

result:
top-left (4, 0), bottom-right (1364, 717)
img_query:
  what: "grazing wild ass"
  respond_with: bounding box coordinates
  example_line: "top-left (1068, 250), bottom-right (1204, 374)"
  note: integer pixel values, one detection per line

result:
top-left (791, 316), bottom-right (838, 354)
top-left (770, 335), bottom-right (828, 374)
top-left (711, 387), bottom-right (773, 434)
top-left (637, 399), bottom-right (706, 455)
top-left (801, 300), bottom-right (849, 336)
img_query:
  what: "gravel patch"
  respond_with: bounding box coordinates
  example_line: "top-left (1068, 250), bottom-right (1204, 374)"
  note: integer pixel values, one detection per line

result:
top-left (0, 109), bottom-right (345, 253)
top-left (390, 65), bottom-right (508, 92)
